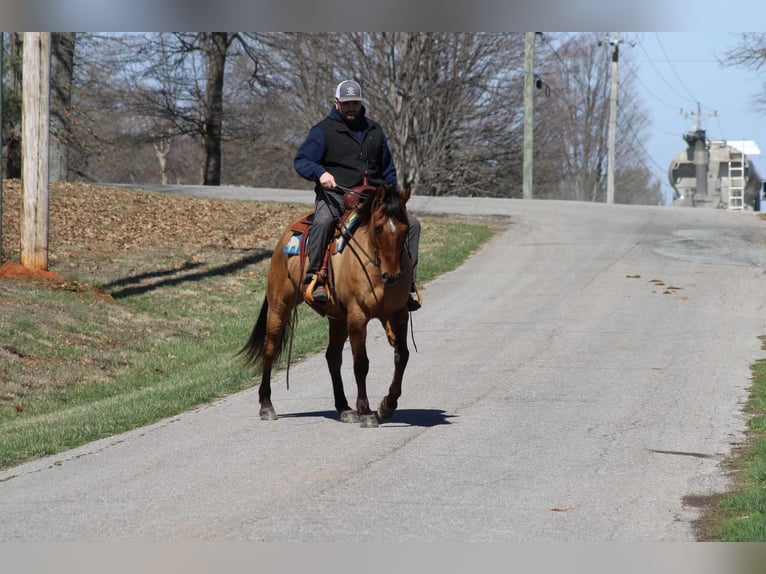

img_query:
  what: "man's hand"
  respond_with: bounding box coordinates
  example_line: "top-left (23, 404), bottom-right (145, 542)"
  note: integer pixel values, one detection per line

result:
top-left (319, 172), bottom-right (337, 189)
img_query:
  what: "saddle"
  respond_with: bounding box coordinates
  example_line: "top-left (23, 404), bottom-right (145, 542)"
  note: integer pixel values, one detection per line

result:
top-left (288, 182), bottom-right (377, 310)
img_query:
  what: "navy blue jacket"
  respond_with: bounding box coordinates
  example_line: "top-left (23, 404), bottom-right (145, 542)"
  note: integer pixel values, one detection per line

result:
top-left (294, 106), bottom-right (397, 190)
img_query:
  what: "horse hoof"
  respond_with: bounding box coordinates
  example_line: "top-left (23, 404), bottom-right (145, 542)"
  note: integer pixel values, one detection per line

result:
top-left (359, 413), bottom-right (379, 428)
top-left (378, 399), bottom-right (395, 420)
top-left (340, 410), bottom-right (359, 423)
top-left (260, 407), bottom-right (278, 421)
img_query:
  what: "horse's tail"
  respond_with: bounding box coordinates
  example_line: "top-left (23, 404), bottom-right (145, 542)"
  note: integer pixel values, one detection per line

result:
top-left (237, 295), bottom-right (294, 370)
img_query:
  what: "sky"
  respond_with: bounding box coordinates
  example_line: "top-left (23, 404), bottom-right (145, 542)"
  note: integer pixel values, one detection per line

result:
top-left (630, 32), bottom-right (766, 205)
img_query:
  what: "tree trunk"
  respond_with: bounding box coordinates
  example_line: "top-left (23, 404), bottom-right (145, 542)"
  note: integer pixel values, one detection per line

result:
top-left (203, 33), bottom-right (228, 186)
top-left (49, 32), bottom-right (75, 182)
top-left (4, 33), bottom-right (23, 179)
top-left (21, 33), bottom-right (51, 271)
top-left (153, 138), bottom-right (171, 185)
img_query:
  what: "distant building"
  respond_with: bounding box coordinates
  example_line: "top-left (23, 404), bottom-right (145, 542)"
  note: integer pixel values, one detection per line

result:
top-left (668, 130), bottom-right (763, 210)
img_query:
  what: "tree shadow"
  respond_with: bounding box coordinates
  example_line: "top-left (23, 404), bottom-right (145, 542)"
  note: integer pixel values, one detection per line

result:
top-left (104, 249), bottom-right (271, 299)
top-left (280, 408), bottom-right (455, 427)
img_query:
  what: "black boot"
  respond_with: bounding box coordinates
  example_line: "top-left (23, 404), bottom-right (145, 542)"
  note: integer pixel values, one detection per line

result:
top-left (304, 273), bottom-right (328, 303)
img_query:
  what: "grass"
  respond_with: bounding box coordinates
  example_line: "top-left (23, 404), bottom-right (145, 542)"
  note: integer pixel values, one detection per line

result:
top-left (696, 337), bottom-right (766, 541)
top-left (0, 211), bottom-right (496, 470)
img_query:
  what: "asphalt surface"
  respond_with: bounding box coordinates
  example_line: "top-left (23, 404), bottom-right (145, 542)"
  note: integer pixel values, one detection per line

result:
top-left (2, 187), bottom-right (765, 542)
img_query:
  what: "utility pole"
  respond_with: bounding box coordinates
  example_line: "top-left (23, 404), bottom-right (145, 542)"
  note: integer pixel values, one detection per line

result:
top-left (21, 32), bottom-right (51, 271)
top-left (682, 101), bottom-right (717, 132)
top-left (523, 32), bottom-right (536, 200)
top-left (606, 32), bottom-right (620, 204)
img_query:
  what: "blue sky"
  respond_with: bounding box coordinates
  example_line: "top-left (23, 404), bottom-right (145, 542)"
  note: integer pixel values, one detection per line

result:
top-left (630, 32), bottom-right (766, 204)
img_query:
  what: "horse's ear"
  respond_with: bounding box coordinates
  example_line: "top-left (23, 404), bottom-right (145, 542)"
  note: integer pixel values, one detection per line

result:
top-left (399, 185), bottom-right (411, 204)
top-left (372, 185), bottom-right (387, 210)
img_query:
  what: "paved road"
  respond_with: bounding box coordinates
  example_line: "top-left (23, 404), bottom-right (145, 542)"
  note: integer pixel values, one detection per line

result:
top-left (2, 188), bottom-right (765, 542)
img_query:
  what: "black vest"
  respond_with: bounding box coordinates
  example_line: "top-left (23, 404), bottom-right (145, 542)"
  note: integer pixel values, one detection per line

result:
top-left (316, 116), bottom-right (386, 191)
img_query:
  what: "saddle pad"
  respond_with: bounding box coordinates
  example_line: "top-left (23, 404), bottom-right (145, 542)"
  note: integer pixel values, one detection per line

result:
top-left (284, 233), bottom-right (302, 255)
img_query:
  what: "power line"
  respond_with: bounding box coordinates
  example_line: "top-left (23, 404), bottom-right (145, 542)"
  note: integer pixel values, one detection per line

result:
top-left (637, 35), bottom-right (695, 105)
top-left (652, 32), bottom-right (699, 104)
top-left (539, 32), bottom-right (608, 97)
top-left (619, 117), bottom-right (666, 174)
top-left (626, 61), bottom-right (682, 111)
top-left (640, 33), bottom-right (730, 138)
top-left (617, 115), bottom-right (676, 203)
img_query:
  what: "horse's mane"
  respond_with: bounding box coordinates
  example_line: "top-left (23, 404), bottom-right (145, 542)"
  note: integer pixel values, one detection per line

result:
top-left (359, 185), bottom-right (407, 225)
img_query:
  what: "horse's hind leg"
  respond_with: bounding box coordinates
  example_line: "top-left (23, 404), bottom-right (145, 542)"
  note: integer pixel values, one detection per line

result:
top-left (378, 314), bottom-right (410, 420)
top-left (241, 298), bottom-right (278, 421)
top-left (327, 317), bottom-right (357, 423)
top-left (258, 276), bottom-right (300, 420)
top-left (257, 304), bottom-right (289, 421)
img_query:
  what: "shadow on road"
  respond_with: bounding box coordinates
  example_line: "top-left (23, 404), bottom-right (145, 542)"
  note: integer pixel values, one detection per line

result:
top-left (280, 408), bottom-right (455, 427)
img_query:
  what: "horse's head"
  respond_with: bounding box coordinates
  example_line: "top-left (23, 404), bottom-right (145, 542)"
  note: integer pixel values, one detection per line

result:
top-left (370, 184), bottom-right (411, 285)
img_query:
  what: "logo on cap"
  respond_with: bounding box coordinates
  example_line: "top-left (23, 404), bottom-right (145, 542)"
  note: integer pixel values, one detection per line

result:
top-left (335, 80), bottom-right (362, 102)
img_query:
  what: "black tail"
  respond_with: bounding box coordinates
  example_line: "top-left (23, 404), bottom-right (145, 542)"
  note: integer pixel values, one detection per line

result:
top-left (236, 295), bottom-right (293, 370)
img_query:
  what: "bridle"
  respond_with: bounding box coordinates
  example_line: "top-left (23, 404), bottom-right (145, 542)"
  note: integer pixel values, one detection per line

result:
top-left (321, 185), bottom-right (407, 269)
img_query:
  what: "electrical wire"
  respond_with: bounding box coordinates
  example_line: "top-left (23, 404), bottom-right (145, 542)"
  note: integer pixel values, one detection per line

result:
top-left (637, 37), bottom-right (692, 106)
top-left (652, 32), bottom-right (700, 104)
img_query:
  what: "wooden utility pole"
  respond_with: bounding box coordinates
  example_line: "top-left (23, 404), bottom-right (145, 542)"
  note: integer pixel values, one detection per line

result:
top-left (522, 32), bottom-right (536, 200)
top-left (21, 32), bottom-right (51, 271)
top-left (606, 32), bottom-right (619, 205)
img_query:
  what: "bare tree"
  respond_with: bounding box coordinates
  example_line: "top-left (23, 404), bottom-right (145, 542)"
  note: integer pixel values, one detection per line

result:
top-left (164, 32), bottom-right (264, 185)
top-left (60, 32), bottom-right (659, 200)
top-left (49, 32), bottom-right (75, 182)
top-left (71, 33), bottom-right (263, 185)
top-left (342, 33), bottom-right (527, 196)
top-left (1, 33), bottom-right (76, 182)
top-left (261, 32), bottom-right (526, 196)
top-left (533, 33), bottom-right (656, 203)
top-left (537, 34), bottom-right (611, 201)
top-left (615, 165), bottom-right (663, 205)
top-left (370, 33), bottom-right (525, 196)
top-left (722, 33), bottom-right (766, 113)
top-left (2, 33), bottom-right (23, 179)
top-left (65, 33), bottom-right (147, 182)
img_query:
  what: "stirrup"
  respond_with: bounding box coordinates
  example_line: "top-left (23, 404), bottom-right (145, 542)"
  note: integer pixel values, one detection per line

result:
top-left (304, 274), bottom-right (330, 305)
top-left (407, 284), bottom-right (422, 312)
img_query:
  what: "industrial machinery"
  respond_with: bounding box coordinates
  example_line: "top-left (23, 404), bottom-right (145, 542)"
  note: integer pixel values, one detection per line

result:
top-left (668, 129), bottom-right (763, 210)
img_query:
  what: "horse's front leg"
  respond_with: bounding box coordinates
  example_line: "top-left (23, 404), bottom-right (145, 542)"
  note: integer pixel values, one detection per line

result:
top-left (348, 316), bottom-right (377, 428)
top-left (378, 313), bottom-right (410, 420)
top-left (326, 317), bottom-right (357, 423)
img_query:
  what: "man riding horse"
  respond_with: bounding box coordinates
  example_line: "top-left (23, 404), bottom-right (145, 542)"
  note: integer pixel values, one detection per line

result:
top-left (294, 79), bottom-right (421, 311)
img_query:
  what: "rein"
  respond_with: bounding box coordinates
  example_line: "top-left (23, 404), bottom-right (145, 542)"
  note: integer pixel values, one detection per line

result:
top-left (320, 186), bottom-right (380, 267)
top-left (322, 185), bottom-right (419, 351)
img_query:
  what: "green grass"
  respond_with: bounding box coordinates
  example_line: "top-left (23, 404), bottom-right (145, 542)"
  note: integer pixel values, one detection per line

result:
top-left (0, 217), bottom-right (496, 470)
top-left (700, 338), bottom-right (766, 541)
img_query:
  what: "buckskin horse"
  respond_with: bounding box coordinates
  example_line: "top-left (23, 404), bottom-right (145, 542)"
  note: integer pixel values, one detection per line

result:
top-left (238, 184), bottom-right (415, 428)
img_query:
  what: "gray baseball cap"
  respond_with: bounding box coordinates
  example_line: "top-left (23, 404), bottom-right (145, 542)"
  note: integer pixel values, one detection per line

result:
top-left (335, 80), bottom-right (363, 102)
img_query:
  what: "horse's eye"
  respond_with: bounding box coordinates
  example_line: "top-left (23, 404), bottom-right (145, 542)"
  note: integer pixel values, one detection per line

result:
top-left (374, 225), bottom-right (383, 235)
